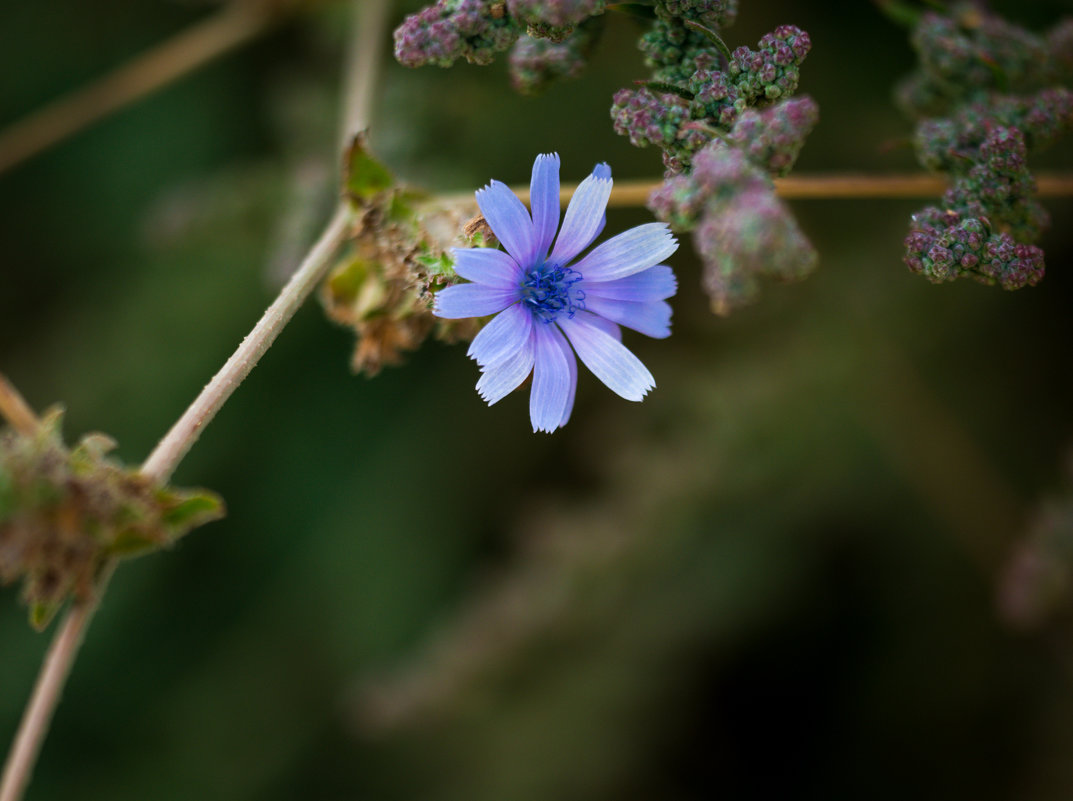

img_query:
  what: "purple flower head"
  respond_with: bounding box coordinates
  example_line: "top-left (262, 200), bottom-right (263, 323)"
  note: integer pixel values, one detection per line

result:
top-left (433, 154), bottom-right (679, 432)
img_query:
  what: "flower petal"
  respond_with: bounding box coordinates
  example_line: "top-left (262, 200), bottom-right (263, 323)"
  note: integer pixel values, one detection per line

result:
top-left (575, 309), bottom-right (621, 341)
top-left (433, 284), bottom-right (519, 319)
top-left (476, 332), bottom-right (535, 405)
top-left (558, 314), bottom-right (655, 401)
top-left (530, 323), bottom-right (573, 433)
top-left (572, 223), bottom-right (678, 282)
top-left (582, 264), bottom-right (677, 302)
top-left (476, 180), bottom-right (536, 266)
top-left (467, 302), bottom-right (533, 368)
top-left (583, 296), bottom-right (672, 339)
top-left (452, 248), bottom-right (523, 288)
top-left (548, 163), bottom-right (613, 266)
top-left (553, 326), bottom-right (579, 428)
top-left (530, 153), bottom-right (561, 260)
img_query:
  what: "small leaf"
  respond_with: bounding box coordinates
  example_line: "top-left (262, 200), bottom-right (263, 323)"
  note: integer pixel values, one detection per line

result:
top-left (29, 600), bottom-right (60, 632)
top-left (683, 20), bottom-right (732, 63)
top-left (70, 433), bottom-right (118, 472)
top-left (343, 132), bottom-right (394, 204)
top-left (109, 527), bottom-right (165, 557)
top-left (157, 489), bottom-right (226, 536)
top-left (636, 80), bottom-right (695, 101)
top-left (327, 258), bottom-right (375, 305)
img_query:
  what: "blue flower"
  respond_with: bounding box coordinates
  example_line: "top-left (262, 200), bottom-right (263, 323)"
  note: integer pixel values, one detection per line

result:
top-left (434, 153), bottom-right (679, 432)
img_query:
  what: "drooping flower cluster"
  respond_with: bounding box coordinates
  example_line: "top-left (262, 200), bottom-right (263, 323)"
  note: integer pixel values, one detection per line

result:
top-left (728, 96), bottom-right (819, 177)
top-left (894, 3), bottom-right (1073, 289)
top-left (507, 0), bottom-right (605, 40)
top-left (649, 143), bottom-right (816, 314)
top-left (654, 0), bottom-right (738, 29)
top-left (607, 2), bottom-right (818, 312)
top-left (508, 19), bottom-right (600, 94)
top-left (617, 23), bottom-right (813, 176)
top-left (394, 0), bottom-right (609, 84)
top-left (394, 0), bottom-right (519, 68)
top-left (433, 154), bottom-right (678, 432)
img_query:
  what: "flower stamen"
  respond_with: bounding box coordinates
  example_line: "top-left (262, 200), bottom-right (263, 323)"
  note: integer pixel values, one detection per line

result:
top-left (521, 264), bottom-right (585, 322)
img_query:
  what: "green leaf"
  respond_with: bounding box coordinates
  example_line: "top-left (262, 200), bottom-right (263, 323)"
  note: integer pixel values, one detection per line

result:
top-left (637, 80), bottom-right (695, 101)
top-left (326, 258), bottom-right (375, 305)
top-left (683, 20), bottom-right (732, 63)
top-left (343, 132), bottom-right (394, 204)
top-left (29, 600), bottom-right (60, 632)
top-left (157, 489), bottom-right (226, 536)
top-left (109, 527), bottom-right (165, 557)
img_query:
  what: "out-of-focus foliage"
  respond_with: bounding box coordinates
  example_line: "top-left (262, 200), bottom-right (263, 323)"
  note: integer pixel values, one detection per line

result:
top-left (0, 408), bottom-right (223, 629)
top-left (1, 2), bottom-right (1072, 801)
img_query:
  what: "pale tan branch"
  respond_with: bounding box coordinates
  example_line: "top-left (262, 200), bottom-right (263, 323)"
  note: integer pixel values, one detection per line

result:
top-left (479, 172), bottom-right (1073, 208)
top-left (0, 2), bottom-right (284, 176)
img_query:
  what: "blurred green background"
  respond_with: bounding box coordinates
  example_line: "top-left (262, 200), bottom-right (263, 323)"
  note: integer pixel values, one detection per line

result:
top-left (3, 1), bottom-right (1073, 799)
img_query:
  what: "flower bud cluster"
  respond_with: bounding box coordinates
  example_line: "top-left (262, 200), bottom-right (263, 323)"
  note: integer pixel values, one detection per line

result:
top-left (649, 143), bottom-right (817, 313)
top-left (727, 25), bottom-right (811, 106)
top-left (896, 5), bottom-right (1073, 289)
top-left (508, 0), bottom-right (609, 32)
top-left (394, 0), bottom-right (518, 68)
top-left (615, 23), bottom-right (814, 177)
top-left (640, 18), bottom-right (718, 86)
top-left (906, 5), bottom-right (1047, 112)
top-left (728, 96), bottom-right (819, 176)
top-left (654, 0), bottom-right (738, 30)
top-left (618, 3), bottom-right (817, 313)
top-left (509, 20), bottom-right (599, 94)
top-left (915, 89), bottom-right (1073, 172)
top-left (610, 88), bottom-right (692, 150)
top-left (904, 208), bottom-right (1043, 289)
top-left (395, 0), bottom-right (609, 74)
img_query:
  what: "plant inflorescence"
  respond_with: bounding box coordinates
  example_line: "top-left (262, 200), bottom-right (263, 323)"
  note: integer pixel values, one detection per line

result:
top-left (896, 2), bottom-right (1073, 289)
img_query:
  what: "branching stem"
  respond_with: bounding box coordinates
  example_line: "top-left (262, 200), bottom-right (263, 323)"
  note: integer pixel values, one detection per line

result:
top-left (481, 172), bottom-right (1073, 208)
top-left (0, 2), bottom-right (290, 177)
top-left (0, 2), bottom-right (387, 798)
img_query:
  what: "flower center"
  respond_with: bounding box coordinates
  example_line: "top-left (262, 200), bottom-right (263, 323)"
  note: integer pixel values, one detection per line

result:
top-left (521, 264), bottom-right (585, 323)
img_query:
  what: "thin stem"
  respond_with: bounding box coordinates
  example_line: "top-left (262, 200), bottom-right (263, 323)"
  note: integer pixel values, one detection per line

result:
top-left (0, 563), bottom-right (114, 801)
top-left (485, 172), bottom-right (1073, 208)
top-left (0, 203), bottom-right (353, 801)
top-left (0, 2), bottom-right (284, 176)
top-left (339, 0), bottom-right (391, 149)
top-left (140, 203), bottom-right (353, 484)
top-left (0, 204), bottom-right (352, 801)
top-left (1, 3), bottom-right (389, 796)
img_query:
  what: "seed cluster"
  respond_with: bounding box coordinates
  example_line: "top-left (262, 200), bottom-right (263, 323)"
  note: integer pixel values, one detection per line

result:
top-left (897, 3), bottom-right (1073, 289)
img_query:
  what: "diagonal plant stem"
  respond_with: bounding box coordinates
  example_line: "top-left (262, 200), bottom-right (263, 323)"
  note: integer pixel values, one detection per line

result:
top-left (0, 204), bottom-right (354, 801)
top-left (0, 3), bottom-right (387, 799)
top-left (0, 1), bottom-right (289, 177)
top-left (140, 203), bottom-right (354, 483)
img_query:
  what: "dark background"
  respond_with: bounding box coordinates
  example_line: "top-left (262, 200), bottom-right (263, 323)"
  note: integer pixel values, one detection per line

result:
top-left (2, 1), bottom-right (1073, 799)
